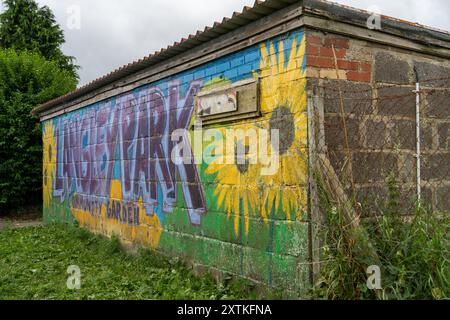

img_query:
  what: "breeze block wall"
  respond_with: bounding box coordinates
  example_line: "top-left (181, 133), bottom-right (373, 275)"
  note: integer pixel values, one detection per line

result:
top-left (42, 29), bottom-right (311, 293)
top-left (305, 29), bottom-right (450, 216)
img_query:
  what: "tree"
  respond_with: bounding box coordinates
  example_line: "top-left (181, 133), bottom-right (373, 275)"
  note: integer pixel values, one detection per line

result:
top-left (0, 49), bottom-right (77, 212)
top-left (0, 0), bottom-right (78, 79)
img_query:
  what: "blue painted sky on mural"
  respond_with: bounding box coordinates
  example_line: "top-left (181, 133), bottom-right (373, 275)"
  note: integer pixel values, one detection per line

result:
top-left (1, 0), bottom-right (448, 86)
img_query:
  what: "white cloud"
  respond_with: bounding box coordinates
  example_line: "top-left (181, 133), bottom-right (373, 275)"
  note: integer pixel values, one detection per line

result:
top-left (333, 0), bottom-right (449, 31)
top-left (2, 0), bottom-right (448, 86)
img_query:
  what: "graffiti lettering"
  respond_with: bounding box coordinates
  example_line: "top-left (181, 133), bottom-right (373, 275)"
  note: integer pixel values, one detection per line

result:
top-left (53, 81), bottom-right (207, 225)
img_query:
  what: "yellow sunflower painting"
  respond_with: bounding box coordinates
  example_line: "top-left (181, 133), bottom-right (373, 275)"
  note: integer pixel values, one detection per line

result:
top-left (42, 122), bottom-right (57, 207)
top-left (205, 125), bottom-right (262, 237)
top-left (258, 35), bottom-right (309, 222)
top-left (197, 77), bottom-right (262, 237)
top-left (204, 35), bottom-right (308, 237)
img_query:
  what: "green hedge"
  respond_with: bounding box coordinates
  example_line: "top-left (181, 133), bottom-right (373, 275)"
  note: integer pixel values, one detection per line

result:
top-left (0, 49), bottom-right (77, 212)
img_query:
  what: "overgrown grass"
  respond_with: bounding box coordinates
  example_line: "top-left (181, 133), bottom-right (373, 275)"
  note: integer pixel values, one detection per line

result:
top-left (313, 175), bottom-right (450, 300)
top-left (0, 224), bottom-right (256, 300)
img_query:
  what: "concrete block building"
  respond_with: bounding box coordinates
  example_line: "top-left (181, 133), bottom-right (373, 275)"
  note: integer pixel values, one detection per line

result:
top-left (33, 0), bottom-right (450, 295)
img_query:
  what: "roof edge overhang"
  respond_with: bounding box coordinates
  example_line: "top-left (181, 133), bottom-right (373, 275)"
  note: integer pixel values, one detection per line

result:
top-left (33, 0), bottom-right (450, 120)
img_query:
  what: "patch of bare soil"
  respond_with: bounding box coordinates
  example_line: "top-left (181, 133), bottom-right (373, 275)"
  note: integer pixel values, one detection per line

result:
top-left (0, 207), bottom-right (42, 230)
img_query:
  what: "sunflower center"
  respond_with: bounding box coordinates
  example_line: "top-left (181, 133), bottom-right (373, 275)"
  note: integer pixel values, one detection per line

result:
top-left (48, 145), bottom-right (52, 160)
top-left (44, 169), bottom-right (48, 186)
top-left (269, 106), bottom-right (295, 155)
top-left (235, 141), bottom-right (250, 174)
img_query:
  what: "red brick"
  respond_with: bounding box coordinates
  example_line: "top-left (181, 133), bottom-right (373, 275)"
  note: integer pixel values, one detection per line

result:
top-left (306, 45), bottom-right (320, 56)
top-left (306, 35), bottom-right (323, 46)
top-left (337, 60), bottom-right (359, 71)
top-left (307, 56), bottom-right (335, 69)
top-left (361, 62), bottom-right (372, 72)
top-left (320, 47), bottom-right (347, 59)
top-left (324, 38), bottom-right (350, 49)
top-left (347, 71), bottom-right (372, 83)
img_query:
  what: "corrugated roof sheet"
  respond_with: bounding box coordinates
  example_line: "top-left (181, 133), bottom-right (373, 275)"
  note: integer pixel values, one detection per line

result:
top-left (33, 0), bottom-right (450, 116)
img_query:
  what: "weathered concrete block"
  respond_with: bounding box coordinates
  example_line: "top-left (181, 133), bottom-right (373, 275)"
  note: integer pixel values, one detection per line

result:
top-left (306, 78), bottom-right (319, 91)
top-left (436, 186), bottom-right (450, 211)
top-left (352, 152), bottom-right (398, 184)
top-left (326, 150), bottom-right (350, 183)
top-left (378, 86), bottom-right (416, 118)
top-left (414, 61), bottom-right (450, 87)
top-left (366, 120), bottom-right (386, 149)
top-left (324, 115), bottom-right (361, 149)
top-left (438, 123), bottom-right (450, 150)
top-left (422, 153), bottom-right (450, 181)
top-left (357, 185), bottom-right (426, 216)
top-left (421, 123), bottom-right (434, 152)
top-left (273, 221), bottom-right (309, 258)
top-left (356, 186), bottom-right (388, 216)
top-left (399, 187), bottom-right (419, 213)
top-left (398, 153), bottom-right (416, 184)
top-left (391, 120), bottom-right (417, 150)
top-left (424, 91), bottom-right (450, 118)
top-left (375, 52), bottom-right (412, 84)
top-left (421, 187), bottom-right (434, 209)
top-left (323, 80), bottom-right (373, 115)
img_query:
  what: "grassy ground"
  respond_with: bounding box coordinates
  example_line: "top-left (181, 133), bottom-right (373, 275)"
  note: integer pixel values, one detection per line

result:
top-left (0, 224), bottom-right (256, 300)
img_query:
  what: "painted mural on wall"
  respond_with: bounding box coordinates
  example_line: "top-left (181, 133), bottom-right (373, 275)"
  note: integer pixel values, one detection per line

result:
top-left (205, 36), bottom-right (308, 237)
top-left (43, 29), bottom-right (309, 289)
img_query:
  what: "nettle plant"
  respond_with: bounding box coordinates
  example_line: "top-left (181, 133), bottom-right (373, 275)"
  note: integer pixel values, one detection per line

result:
top-left (314, 173), bottom-right (449, 300)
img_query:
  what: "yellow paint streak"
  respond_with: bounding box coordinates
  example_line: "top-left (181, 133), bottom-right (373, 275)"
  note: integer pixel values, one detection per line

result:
top-left (43, 122), bottom-right (57, 208)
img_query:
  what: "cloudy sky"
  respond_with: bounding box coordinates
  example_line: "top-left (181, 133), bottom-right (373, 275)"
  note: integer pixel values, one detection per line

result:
top-left (1, 0), bottom-right (448, 86)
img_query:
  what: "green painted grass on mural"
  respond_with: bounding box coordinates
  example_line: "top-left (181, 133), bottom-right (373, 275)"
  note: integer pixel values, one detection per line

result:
top-left (0, 224), bottom-right (257, 300)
